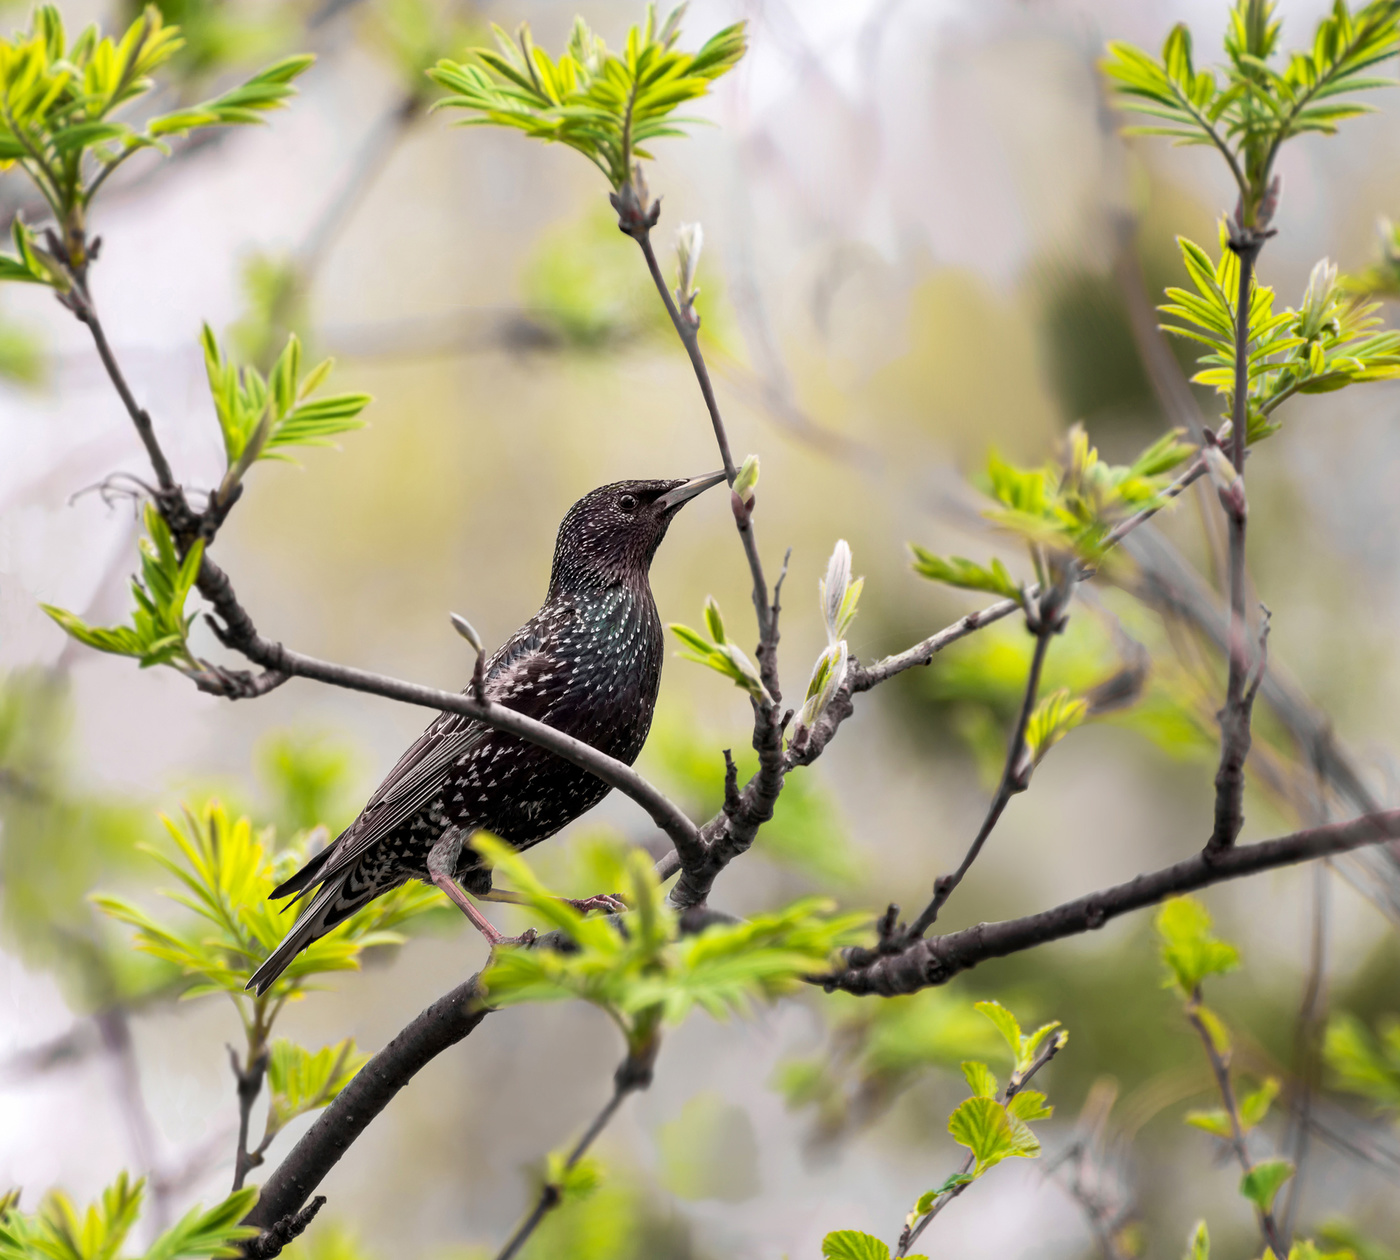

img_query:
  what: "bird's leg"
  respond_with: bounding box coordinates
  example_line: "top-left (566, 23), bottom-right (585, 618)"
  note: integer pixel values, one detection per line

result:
top-left (480, 888), bottom-right (628, 916)
top-left (426, 829), bottom-right (536, 948)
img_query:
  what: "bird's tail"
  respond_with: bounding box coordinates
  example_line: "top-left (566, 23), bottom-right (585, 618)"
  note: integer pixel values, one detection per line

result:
top-left (246, 869), bottom-right (375, 996)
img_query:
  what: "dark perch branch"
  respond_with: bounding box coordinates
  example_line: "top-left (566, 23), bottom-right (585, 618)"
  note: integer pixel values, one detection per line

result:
top-left (243, 976), bottom-right (489, 1230)
top-left (242, 1197), bottom-right (325, 1260)
top-left (827, 809), bottom-right (1400, 996)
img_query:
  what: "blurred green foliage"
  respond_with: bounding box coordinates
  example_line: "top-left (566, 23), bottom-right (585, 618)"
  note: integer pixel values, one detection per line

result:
top-left (655, 1093), bottom-right (760, 1203)
top-left (0, 668), bottom-right (165, 1009)
top-left (1323, 1011), bottom-right (1400, 1115)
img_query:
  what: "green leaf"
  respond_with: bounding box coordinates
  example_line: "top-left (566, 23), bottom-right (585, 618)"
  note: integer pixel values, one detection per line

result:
top-left (264, 1038), bottom-right (368, 1138)
top-left (543, 1152), bottom-right (604, 1205)
top-left (974, 999), bottom-right (1022, 1058)
top-left (1184, 1108), bottom-right (1235, 1139)
top-left (821, 1231), bottom-right (891, 1260)
top-left (144, 1189), bottom-right (259, 1260)
top-left (909, 548), bottom-right (1020, 599)
top-left (1185, 1220), bottom-right (1210, 1260)
top-left (961, 1060), bottom-right (998, 1098)
top-left (1240, 1159), bottom-right (1294, 1214)
top-left (913, 1174), bottom-right (974, 1215)
top-left (1006, 1089), bottom-right (1052, 1122)
top-left (947, 1096), bottom-right (1040, 1175)
top-left (1024, 689), bottom-right (1088, 766)
top-left (668, 606), bottom-right (773, 705)
top-left (1156, 895), bottom-right (1239, 994)
top-left (1239, 1076), bottom-right (1281, 1129)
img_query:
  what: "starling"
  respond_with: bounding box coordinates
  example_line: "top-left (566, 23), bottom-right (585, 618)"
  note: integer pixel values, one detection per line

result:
top-left (247, 473), bottom-right (725, 995)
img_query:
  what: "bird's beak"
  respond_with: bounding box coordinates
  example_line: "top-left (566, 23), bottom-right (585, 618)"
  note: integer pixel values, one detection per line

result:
top-left (656, 470), bottom-right (727, 513)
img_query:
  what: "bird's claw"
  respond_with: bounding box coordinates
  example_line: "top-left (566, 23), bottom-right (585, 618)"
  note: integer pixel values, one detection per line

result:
top-left (564, 893), bottom-right (627, 916)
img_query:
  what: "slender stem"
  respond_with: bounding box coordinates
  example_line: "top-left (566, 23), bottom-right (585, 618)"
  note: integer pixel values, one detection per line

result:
top-left (1210, 232), bottom-right (1264, 852)
top-left (69, 284), bottom-right (177, 491)
top-left (827, 807), bottom-right (1400, 996)
top-left (907, 618), bottom-right (1056, 937)
top-left (494, 1066), bottom-right (639, 1260)
top-left (230, 1041), bottom-right (270, 1192)
top-left (1184, 989), bottom-right (1287, 1255)
top-left (631, 225), bottom-right (774, 645)
top-left (897, 1034), bottom-right (1064, 1255)
top-left (1282, 858), bottom-right (1330, 1237)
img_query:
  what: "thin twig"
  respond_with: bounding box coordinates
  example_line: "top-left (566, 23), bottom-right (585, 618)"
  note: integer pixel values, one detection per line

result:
top-left (229, 1044), bottom-right (271, 1192)
top-left (494, 1075), bottom-right (635, 1260)
top-left (1209, 228), bottom-right (1266, 852)
top-left (897, 1032), bottom-right (1065, 1255)
top-left (1184, 986), bottom-right (1287, 1255)
top-left (906, 606), bottom-right (1059, 937)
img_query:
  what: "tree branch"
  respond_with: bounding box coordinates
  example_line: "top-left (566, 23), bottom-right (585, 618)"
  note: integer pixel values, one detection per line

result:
top-left (825, 809), bottom-right (1400, 997)
top-left (243, 975), bottom-right (489, 1230)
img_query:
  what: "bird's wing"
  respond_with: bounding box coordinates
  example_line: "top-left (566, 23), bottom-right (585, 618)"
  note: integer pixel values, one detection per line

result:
top-left (297, 607), bottom-right (574, 890)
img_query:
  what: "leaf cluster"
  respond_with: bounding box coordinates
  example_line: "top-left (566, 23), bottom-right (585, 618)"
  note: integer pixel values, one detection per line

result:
top-left (475, 833), bottom-right (867, 1056)
top-left (917, 426), bottom-right (1194, 574)
top-left (1156, 895), bottom-right (1240, 996)
top-left (41, 503), bottom-right (203, 672)
top-left (0, 5), bottom-right (311, 248)
top-left (1103, 0), bottom-right (1400, 222)
top-left (1186, 1075), bottom-right (1279, 1140)
top-left (1162, 233), bottom-right (1400, 443)
top-left (91, 799), bottom-right (442, 1014)
top-left (1023, 688), bottom-right (1088, 767)
top-left (0, 1173), bottom-right (256, 1260)
top-left (670, 596), bottom-right (772, 705)
top-left (428, 4), bottom-right (746, 189)
top-left (263, 1036), bottom-right (369, 1143)
top-left (202, 325), bottom-right (370, 498)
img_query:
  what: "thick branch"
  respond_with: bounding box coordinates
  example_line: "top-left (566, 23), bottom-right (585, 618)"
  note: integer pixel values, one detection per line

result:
top-left (826, 809), bottom-right (1400, 997)
top-left (243, 976), bottom-right (489, 1230)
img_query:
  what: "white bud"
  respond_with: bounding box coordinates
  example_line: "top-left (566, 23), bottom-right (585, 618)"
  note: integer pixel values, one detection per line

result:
top-left (450, 612), bottom-right (483, 653)
top-left (674, 221), bottom-right (703, 309)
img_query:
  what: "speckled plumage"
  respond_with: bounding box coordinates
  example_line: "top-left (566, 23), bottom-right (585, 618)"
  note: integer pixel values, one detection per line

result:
top-left (247, 477), bottom-right (715, 994)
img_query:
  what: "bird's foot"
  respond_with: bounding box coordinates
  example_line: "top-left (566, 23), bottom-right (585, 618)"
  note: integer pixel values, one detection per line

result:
top-left (563, 893), bottom-right (627, 916)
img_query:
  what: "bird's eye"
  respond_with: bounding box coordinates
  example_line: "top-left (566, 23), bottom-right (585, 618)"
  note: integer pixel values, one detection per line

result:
top-left (618, 494), bottom-right (639, 514)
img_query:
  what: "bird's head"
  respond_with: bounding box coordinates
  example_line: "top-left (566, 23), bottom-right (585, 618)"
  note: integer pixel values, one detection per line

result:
top-left (548, 473), bottom-right (726, 592)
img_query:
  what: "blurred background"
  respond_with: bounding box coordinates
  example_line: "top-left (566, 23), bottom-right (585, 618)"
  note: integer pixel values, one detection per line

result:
top-left (5, 0), bottom-right (1400, 1255)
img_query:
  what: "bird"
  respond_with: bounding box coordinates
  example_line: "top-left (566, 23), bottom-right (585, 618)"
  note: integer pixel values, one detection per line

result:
top-left (246, 473), bottom-right (725, 996)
